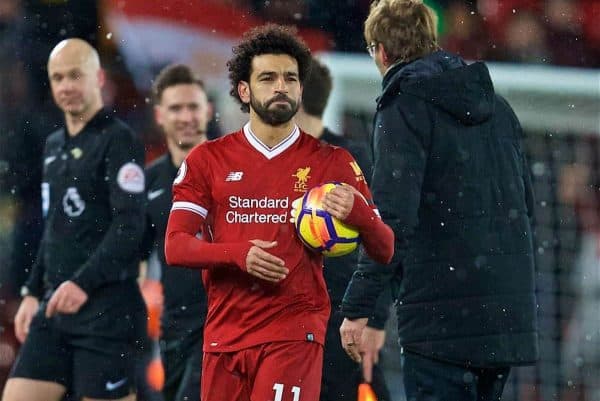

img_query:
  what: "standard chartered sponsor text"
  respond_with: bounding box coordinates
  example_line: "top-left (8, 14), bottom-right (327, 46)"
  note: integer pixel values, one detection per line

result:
top-left (226, 196), bottom-right (289, 224)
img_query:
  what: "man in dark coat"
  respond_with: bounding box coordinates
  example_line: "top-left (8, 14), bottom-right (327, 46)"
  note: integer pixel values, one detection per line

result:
top-left (295, 57), bottom-right (391, 401)
top-left (340, 1), bottom-right (539, 400)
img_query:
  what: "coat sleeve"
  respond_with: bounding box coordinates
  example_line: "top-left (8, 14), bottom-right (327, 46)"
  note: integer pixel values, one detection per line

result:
top-left (71, 129), bottom-right (146, 293)
top-left (342, 99), bottom-right (430, 319)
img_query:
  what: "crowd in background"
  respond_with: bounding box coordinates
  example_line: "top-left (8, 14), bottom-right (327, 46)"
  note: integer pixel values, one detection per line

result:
top-left (0, 0), bottom-right (598, 396)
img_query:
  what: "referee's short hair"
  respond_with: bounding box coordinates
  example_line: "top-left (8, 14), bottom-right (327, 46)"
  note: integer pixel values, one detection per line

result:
top-left (301, 58), bottom-right (332, 118)
top-left (152, 64), bottom-right (205, 104)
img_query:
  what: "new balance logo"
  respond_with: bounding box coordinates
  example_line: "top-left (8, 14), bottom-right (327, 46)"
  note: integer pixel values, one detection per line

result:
top-left (226, 171), bottom-right (244, 182)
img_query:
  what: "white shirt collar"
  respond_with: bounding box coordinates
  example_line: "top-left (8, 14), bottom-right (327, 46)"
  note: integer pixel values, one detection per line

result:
top-left (243, 122), bottom-right (300, 160)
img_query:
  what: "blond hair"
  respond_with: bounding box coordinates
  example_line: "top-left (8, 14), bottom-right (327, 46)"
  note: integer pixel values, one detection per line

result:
top-left (365, 0), bottom-right (438, 64)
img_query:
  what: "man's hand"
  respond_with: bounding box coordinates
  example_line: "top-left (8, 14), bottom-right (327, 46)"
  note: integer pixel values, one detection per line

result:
top-left (14, 296), bottom-right (39, 343)
top-left (322, 184), bottom-right (359, 221)
top-left (45, 281), bottom-right (88, 318)
top-left (360, 327), bottom-right (386, 383)
top-left (245, 240), bottom-right (289, 283)
top-left (340, 317), bottom-right (368, 362)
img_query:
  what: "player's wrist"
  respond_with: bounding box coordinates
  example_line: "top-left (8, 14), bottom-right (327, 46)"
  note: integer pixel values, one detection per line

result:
top-left (20, 285), bottom-right (41, 300)
top-left (235, 241), bottom-right (255, 271)
top-left (344, 193), bottom-right (375, 229)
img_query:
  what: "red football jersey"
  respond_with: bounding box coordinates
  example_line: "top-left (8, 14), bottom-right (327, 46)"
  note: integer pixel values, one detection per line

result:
top-left (171, 124), bottom-right (375, 352)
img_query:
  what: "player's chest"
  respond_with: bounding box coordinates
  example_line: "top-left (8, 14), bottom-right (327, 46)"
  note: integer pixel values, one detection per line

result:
top-left (44, 136), bottom-right (105, 185)
top-left (209, 155), bottom-right (331, 206)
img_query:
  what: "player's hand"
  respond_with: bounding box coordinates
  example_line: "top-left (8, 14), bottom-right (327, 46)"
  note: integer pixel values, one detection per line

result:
top-left (340, 317), bottom-right (368, 363)
top-left (360, 327), bottom-right (386, 383)
top-left (45, 281), bottom-right (88, 318)
top-left (14, 296), bottom-right (39, 343)
top-left (245, 240), bottom-right (289, 283)
top-left (322, 184), bottom-right (359, 221)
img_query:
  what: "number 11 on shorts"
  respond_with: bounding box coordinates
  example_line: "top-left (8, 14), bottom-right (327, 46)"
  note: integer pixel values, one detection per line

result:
top-left (272, 383), bottom-right (301, 401)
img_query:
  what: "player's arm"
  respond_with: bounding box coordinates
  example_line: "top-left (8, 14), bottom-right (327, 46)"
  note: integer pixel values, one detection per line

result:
top-left (164, 152), bottom-right (288, 282)
top-left (70, 129), bottom-right (147, 294)
top-left (165, 210), bottom-right (288, 282)
top-left (165, 209), bottom-right (250, 268)
top-left (342, 99), bottom-right (429, 321)
top-left (16, 152), bottom-right (51, 339)
top-left (322, 151), bottom-right (395, 264)
top-left (343, 187), bottom-right (394, 264)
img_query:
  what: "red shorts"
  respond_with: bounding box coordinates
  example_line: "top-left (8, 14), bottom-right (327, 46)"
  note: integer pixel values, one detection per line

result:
top-left (202, 341), bottom-right (323, 401)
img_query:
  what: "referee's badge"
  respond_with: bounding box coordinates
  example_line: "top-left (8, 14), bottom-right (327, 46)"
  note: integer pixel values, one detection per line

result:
top-left (117, 162), bottom-right (145, 193)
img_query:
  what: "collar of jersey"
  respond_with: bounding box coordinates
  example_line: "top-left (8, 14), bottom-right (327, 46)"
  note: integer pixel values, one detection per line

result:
top-left (243, 122), bottom-right (300, 160)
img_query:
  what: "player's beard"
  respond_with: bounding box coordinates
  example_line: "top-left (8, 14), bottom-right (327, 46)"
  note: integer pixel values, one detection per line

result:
top-left (250, 92), bottom-right (298, 126)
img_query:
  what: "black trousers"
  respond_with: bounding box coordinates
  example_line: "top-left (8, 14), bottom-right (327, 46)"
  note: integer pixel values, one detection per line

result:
top-left (137, 331), bottom-right (203, 401)
top-left (161, 333), bottom-right (203, 401)
top-left (401, 351), bottom-right (511, 401)
top-left (320, 310), bottom-right (391, 401)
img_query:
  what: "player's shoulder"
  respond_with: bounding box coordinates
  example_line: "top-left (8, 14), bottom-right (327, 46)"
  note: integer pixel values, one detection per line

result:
top-left (85, 110), bottom-right (138, 147)
top-left (299, 130), bottom-right (334, 153)
top-left (187, 129), bottom-right (243, 159)
top-left (304, 132), bottom-right (354, 162)
top-left (46, 127), bottom-right (65, 147)
top-left (104, 116), bottom-right (138, 143)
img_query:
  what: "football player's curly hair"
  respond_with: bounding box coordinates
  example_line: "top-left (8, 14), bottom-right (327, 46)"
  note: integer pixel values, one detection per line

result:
top-left (227, 24), bottom-right (312, 113)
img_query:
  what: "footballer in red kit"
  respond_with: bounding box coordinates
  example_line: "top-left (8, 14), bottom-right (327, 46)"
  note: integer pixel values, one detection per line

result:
top-left (165, 24), bottom-right (394, 401)
top-left (170, 123), bottom-right (378, 351)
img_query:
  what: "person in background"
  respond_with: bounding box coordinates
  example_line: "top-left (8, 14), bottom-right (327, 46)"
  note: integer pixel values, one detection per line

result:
top-left (294, 57), bottom-right (391, 401)
top-left (139, 64), bottom-right (210, 401)
top-left (164, 24), bottom-right (394, 401)
top-left (2, 38), bottom-right (146, 401)
top-left (340, 1), bottom-right (539, 400)
top-left (558, 154), bottom-right (600, 400)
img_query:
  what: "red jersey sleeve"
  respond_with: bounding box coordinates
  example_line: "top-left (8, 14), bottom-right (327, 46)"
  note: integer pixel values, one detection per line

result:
top-left (332, 148), bottom-right (394, 264)
top-left (165, 147), bottom-right (252, 269)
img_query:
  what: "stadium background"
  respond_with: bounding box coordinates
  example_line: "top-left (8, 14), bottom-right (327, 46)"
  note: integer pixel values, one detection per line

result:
top-left (0, 0), bottom-right (598, 400)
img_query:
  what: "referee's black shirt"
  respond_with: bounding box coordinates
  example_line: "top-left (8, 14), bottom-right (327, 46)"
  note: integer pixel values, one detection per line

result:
top-left (25, 108), bottom-right (146, 297)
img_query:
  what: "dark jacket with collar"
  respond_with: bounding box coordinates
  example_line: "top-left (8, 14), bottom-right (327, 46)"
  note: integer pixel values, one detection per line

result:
top-left (141, 153), bottom-right (207, 341)
top-left (342, 51), bottom-right (538, 367)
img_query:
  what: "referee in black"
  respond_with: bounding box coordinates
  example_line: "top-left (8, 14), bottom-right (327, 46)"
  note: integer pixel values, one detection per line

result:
top-left (139, 64), bottom-right (209, 401)
top-left (295, 58), bottom-right (392, 401)
top-left (3, 38), bottom-right (146, 401)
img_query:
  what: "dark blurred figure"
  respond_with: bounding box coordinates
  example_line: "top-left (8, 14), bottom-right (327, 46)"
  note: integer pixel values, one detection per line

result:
top-left (0, 0), bottom-right (26, 61)
top-left (441, 1), bottom-right (491, 61)
top-left (0, 0), bottom-right (61, 300)
top-left (558, 139), bottom-right (600, 401)
top-left (0, 1), bottom-right (57, 394)
top-left (21, 0), bottom-right (98, 105)
top-left (500, 11), bottom-right (550, 63)
top-left (544, 0), bottom-right (594, 67)
top-left (305, 0), bottom-right (371, 51)
top-left (253, 0), bottom-right (308, 25)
